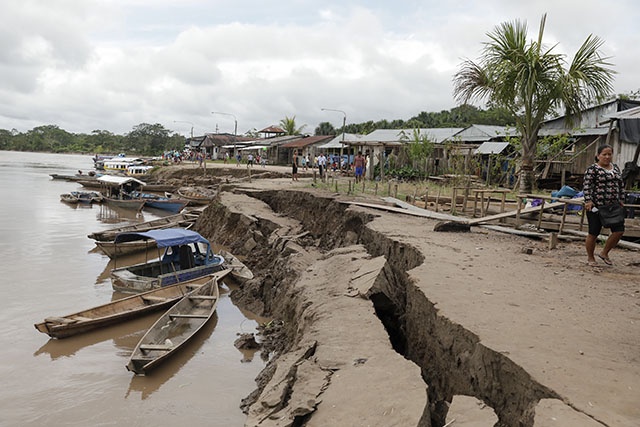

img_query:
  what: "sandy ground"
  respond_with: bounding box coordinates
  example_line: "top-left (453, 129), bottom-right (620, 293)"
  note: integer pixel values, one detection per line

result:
top-left (163, 161), bottom-right (640, 426)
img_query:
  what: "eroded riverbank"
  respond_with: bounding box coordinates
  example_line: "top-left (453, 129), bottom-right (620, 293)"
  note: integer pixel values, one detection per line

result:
top-left (184, 174), bottom-right (639, 427)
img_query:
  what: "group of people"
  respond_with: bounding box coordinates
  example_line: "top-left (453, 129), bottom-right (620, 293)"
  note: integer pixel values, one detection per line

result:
top-left (290, 151), bottom-right (368, 182)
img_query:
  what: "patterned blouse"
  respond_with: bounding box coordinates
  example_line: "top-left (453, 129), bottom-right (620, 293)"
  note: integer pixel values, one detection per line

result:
top-left (583, 163), bottom-right (624, 207)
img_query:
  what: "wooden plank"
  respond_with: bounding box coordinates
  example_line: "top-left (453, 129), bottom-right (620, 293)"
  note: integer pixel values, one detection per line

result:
top-left (139, 344), bottom-right (173, 351)
top-left (468, 200), bottom-right (567, 225)
top-left (141, 295), bottom-right (168, 303)
top-left (44, 316), bottom-right (77, 324)
top-left (169, 314), bottom-right (209, 319)
top-left (189, 296), bottom-right (217, 300)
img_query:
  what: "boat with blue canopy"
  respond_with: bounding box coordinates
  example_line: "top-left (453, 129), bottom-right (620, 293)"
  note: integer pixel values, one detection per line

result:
top-left (110, 228), bottom-right (226, 293)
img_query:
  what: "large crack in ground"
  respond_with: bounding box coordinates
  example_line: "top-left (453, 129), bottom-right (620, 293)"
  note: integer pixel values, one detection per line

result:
top-left (194, 188), bottom-right (603, 427)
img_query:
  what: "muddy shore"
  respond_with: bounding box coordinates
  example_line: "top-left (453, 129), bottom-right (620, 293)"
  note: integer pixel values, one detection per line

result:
top-left (156, 163), bottom-right (639, 427)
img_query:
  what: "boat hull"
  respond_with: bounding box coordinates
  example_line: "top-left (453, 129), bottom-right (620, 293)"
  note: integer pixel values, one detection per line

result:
top-left (88, 212), bottom-right (198, 241)
top-left (126, 276), bottom-right (220, 375)
top-left (96, 240), bottom-right (158, 258)
top-left (143, 199), bottom-right (189, 213)
top-left (33, 274), bottom-right (224, 339)
top-left (111, 257), bottom-right (226, 293)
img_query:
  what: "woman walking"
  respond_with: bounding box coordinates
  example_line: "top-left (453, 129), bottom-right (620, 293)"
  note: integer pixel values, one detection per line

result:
top-left (583, 144), bottom-right (625, 266)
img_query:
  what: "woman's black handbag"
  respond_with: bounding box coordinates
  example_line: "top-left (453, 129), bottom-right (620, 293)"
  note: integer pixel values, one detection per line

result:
top-left (598, 204), bottom-right (625, 227)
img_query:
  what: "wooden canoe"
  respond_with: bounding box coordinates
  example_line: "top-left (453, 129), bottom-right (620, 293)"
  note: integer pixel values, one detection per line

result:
top-left (34, 271), bottom-right (228, 339)
top-left (176, 187), bottom-right (217, 205)
top-left (95, 239), bottom-right (158, 259)
top-left (220, 250), bottom-right (254, 283)
top-left (126, 275), bottom-right (220, 375)
top-left (88, 212), bottom-right (199, 241)
top-left (104, 197), bottom-right (146, 212)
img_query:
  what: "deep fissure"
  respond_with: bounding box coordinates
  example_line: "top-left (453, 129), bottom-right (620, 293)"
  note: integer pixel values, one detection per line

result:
top-left (198, 189), bottom-right (572, 426)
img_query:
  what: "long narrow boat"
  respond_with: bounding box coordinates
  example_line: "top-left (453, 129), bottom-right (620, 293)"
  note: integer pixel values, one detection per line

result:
top-left (88, 211), bottom-right (199, 241)
top-left (126, 276), bottom-right (220, 375)
top-left (104, 197), bottom-right (146, 212)
top-left (34, 271), bottom-right (229, 339)
top-left (95, 239), bottom-right (158, 258)
top-left (220, 250), bottom-right (254, 283)
top-left (110, 228), bottom-right (226, 293)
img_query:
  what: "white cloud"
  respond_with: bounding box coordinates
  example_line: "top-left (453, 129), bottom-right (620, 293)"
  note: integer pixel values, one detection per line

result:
top-left (0, 0), bottom-right (637, 135)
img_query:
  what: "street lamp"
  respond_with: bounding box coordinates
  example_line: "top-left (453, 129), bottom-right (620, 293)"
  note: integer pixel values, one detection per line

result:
top-left (173, 120), bottom-right (194, 138)
top-left (211, 111), bottom-right (238, 157)
top-left (321, 108), bottom-right (347, 166)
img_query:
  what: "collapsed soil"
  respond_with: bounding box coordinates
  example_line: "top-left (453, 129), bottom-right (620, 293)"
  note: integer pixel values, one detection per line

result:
top-left (160, 163), bottom-right (640, 427)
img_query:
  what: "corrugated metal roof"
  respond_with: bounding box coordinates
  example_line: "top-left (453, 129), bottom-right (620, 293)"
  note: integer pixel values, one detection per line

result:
top-left (363, 128), bottom-right (463, 143)
top-left (280, 135), bottom-right (333, 148)
top-left (474, 142), bottom-right (510, 154)
top-left (603, 105), bottom-right (640, 120)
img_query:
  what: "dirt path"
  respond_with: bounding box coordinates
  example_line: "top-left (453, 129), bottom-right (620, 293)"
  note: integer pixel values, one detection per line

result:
top-left (164, 163), bottom-right (639, 426)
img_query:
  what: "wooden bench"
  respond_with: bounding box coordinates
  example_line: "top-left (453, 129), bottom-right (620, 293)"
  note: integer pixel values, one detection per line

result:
top-left (139, 344), bottom-right (173, 352)
top-left (169, 314), bottom-right (209, 320)
top-left (141, 295), bottom-right (168, 304)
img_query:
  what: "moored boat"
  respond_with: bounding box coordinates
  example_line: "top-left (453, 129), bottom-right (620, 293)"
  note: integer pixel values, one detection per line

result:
top-left (96, 239), bottom-right (158, 258)
top-left (175, 187), bottom-right (217, 205)
top-left (126, 276), bottom-right (220, 375)
top-left (34, 271), bottom-right (228, 339)
top-left (88, 212), bottom-right (199, 241)
top-left (220, 250), bottom-right (254, 283)
top-left (110, 228), bottom-right (226, 293)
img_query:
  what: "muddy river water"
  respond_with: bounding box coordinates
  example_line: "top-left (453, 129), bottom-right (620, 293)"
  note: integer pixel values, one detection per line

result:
top-left (0, 151), bottom-right (265, 426)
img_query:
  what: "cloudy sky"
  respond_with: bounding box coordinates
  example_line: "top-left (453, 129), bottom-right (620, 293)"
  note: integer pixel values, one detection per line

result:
top-left (0, 0), bottom-right (637, 136)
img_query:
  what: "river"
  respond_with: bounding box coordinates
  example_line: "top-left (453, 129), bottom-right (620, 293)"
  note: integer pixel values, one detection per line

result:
top-left (0, 151), bottom-right (265, 426)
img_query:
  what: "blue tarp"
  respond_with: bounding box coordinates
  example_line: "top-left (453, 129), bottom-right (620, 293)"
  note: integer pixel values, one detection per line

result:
top-left (114, 228), bottom-right (209, 247)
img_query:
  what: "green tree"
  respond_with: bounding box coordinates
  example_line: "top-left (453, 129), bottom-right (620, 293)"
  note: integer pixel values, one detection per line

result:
top-left (279, 116), bottom-right (306, 135)
top-left (406, 129), bottom-right (435, 174)
top-left (453, 14), bottom-right (614, 192)
top-left (315, 121), bottom-right (336, 136)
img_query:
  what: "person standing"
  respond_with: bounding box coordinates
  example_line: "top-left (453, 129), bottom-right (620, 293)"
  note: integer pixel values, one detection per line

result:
top-left (247, 153), bottom-right (254, 168)
top-left (318, 153), bottom-right (327, 180)
top-left (292, 150), bottom-right (299, 181)
top-left (583, 144), bottom-right (625, 266)
top-left (354, 151), bottom-right (365, 183)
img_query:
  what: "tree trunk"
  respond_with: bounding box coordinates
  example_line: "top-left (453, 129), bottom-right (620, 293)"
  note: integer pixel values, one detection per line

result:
top-left (519, 137), bottom-right (537, 194)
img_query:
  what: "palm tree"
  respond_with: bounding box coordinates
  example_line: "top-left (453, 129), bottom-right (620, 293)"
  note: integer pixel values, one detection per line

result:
top-left (280, 115), bottom-right (307, 135)
top-left (453, 14), bottom-right (615, 192)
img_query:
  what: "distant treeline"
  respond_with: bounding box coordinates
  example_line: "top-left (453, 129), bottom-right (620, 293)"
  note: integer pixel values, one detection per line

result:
top-left (0, 105), bottom-right (515, 155)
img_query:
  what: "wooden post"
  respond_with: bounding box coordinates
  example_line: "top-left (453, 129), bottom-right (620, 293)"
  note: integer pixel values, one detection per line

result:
top-left (313, 171), bottom-right (317, 183)
top-left (451, 187), bottom-right (457, 213)
top-left (480, 191), bottom-right (486, 217)
top-left (424, 189), bottom-right (429, 209)
top-left (500, 192), bottom-right (506, 213)
top-left (462, 183), bottom-right (469, 213)
top-left (537, 199), bottom-right (546, 229)
top-left (362, 179), bottom-right (365, 193)
top-left (375, 182), bottom-right (378, 196)
top-left (248, 166), bottom-right (252, 183)
top-left (515, 196), bottom-right (522, 227)
top-left (473, 190), bottom-right (479, 217)
top-left (559, 202), bottom-right (568, 234)
top-left (387, 181), bottom-right (391, 196)
top-left (435, 187), bottom-right (441, 212)
top-left (335, 180), bottom-right (339, 192)
top-left (348, 180), bottom-right (352, 194)
top-left (548, 232), bottom-right (558, 250)
top-left (394, 184), bottom-right (398, 199)
top-left (413, 187), bottom-right (417, 204)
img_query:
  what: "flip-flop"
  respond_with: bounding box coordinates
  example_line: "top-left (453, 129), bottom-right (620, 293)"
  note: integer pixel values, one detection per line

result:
top-left (597, 254), bottom-right (613, 266)
top-left (587, 260), bottom-right (598, 267)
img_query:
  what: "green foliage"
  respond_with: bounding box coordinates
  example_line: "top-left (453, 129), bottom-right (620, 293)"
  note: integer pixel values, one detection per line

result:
top-left (0, 123), bottom-right (184, 155)
top-left (314, 121), bottom-right (336, 135)
top-left (280, 115), bottom-right (307, 135)
top-left (452, 13), bottom-right (615, 193)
